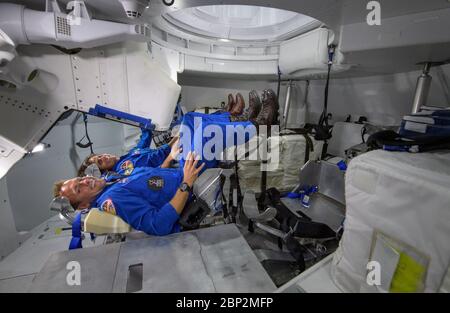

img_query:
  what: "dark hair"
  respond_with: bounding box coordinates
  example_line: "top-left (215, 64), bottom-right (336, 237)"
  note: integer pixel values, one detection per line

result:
top-left (77, 153), bottom-right (98, 177)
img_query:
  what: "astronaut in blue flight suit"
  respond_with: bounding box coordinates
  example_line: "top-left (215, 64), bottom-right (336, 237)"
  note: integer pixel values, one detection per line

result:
top-left (77, 128), bottom-right (179, 177)
top-left (57, 152), bottom-right (204, 236)
top-left (56, 89), bottom-right (279, 236)
top-left (56, 114), bottom-right (256, 236)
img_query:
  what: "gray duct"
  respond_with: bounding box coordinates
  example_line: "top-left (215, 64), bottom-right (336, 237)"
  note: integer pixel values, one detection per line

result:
top-left (0, 2), bottom-right (150, 49)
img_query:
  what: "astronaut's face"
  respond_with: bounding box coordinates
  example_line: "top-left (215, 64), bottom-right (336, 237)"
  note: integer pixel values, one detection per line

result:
top-left (60, 176), bottom-right (106, 209)
top-left (89, 154), bottom-right (119, 171)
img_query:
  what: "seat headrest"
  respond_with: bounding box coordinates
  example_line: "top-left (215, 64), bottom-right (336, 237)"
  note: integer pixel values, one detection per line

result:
top-left (84, 163), bottom-right (101, 178)
top-left (49, 196), bottom-right (77, 225)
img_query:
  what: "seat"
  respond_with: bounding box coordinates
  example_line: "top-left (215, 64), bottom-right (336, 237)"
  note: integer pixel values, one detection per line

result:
top-left (84, 208), bottom-right (131, 235)
top-left (243, 190), bottom-right (277, 223)
top-left (179, 168), bottom-right (226, 229)
top-left (193, 168), bottom-right (224, 213)
top-left (50, 196), bottom-right (132, 237)
top-left (242, 160), bottom-right (346, 272)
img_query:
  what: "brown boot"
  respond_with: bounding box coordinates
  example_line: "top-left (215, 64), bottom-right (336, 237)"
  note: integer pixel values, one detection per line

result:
top-left (251, 89), bottom-right (279, 126)
top-left (262, 89), bottom-right (279, 125)
top-left (230, 93), bottom-right (245, 116)
top-left (248, 90), bottom-right (262, 120)
top-left (225, 93), bottom-right (235, 112)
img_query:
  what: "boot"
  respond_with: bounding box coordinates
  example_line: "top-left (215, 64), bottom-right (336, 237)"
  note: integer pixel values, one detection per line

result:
top-left (229, 90), bottom-right (262, 122)
top-left (230, 93), bottom-right (245, 116)
top-left (248, 90), bottom-right (262, 120)
top-left (251, 89), bottom-right (278, 126)
top-left (262, 89), bottom-right (279, 125)
top-left (225, 93), bottom-right (235, 112)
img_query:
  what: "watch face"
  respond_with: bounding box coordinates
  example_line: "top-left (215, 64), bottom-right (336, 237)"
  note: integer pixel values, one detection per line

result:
top-left (180, 183), bottom-right (188, 192)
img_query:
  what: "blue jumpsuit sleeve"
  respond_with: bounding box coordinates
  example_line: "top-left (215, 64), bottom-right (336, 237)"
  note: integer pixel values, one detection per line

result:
top-left (147, 144), bottom-right (171, 167)
top-left (139, 202), bottom-right (180, 235)
top-left (134, 128), bottom-right (153, 150)
top-left (113, 191), bottom-right (180, 236)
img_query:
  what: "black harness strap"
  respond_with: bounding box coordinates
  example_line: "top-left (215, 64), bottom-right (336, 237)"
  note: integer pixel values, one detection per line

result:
top-left (285, 235), bottom-right (307, 272)
top-left (265, 188), bottom-right (336, 239)
top-left (301, 133), bottom-right (314, 164)
top-left (219, 174), bottom-right (229, 220)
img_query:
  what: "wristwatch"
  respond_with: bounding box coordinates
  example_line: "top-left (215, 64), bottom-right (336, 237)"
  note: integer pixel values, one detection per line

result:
top-left (179, 182), bottom-right (193, 193)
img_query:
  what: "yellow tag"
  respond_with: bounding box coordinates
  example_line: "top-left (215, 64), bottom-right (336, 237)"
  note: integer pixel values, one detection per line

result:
top-left (390, 252), bottom-right (426, 293)
top-left (54, 228), bottom-right (62, 235)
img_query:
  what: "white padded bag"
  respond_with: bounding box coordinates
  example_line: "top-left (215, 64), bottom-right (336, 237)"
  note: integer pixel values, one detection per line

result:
top-left (237, 134), bottom-right (323, 192)
top-left (331, 150), bottom-right (450, 292)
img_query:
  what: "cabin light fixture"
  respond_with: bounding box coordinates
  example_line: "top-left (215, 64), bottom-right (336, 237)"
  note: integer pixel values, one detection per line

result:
top-left (218, 38), bottom-right (230, 42)
top-left (30, 142), bottom-right (51, 154)
top-left (118, 0), bottom-right (150, 19)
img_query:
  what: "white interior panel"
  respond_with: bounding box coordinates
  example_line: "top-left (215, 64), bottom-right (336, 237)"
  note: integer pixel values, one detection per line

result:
top-left (279, 28), bottom-right (331, 76)
top-left (100, 43), bottom-right (129, 112)
top-left (0, 178), bottom-right (20, 260)
top-left (124, 42), bottom-right (181, 130)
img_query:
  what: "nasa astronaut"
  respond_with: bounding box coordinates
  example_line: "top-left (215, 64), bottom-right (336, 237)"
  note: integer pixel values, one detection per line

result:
top-left (77, 128), bottom-right (180, 177)
top-left (53, 89), bottom-right (278, 236)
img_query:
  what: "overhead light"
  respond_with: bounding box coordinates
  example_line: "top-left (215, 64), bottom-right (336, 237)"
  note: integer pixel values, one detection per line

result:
top-left (219, 38), bottom-right (230, 42)
top-left (31, 143), bottom-right (51, 154)
top-left (118, 0), bottom-right (150, 19)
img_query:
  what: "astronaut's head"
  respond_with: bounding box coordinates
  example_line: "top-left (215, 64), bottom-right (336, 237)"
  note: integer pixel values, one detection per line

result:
top-left (54, 176), bottom-right (106, 209)
top-left (78, 153), bottom-right (119, 176)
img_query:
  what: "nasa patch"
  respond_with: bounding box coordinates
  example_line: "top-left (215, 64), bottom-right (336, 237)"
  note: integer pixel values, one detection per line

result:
top-left (120, 160), bottom-right (134, 175)
top-left (100, 199), bottom-right (116, 215)
top-left (148, 176), bottom-right (164, 191)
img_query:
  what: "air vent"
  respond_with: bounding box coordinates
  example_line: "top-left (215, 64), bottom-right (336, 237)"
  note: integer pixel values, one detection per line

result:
top-left (134, 25), bottom-right (150, 37)
top-left (126, 10), bottom-right (141, 18)
top-left (56, 16), bottom-right (71, 36)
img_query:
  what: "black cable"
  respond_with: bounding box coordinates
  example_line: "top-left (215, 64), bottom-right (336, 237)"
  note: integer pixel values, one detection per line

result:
top-left (276, 66), bottom-right (282, 103)
top-left (84, 114), bottom-right (94, 154)
top-left (318, 62), bottom-right (332, 128)
top-left (315, 45), bottom-right (336, 141)
top-left (76, 113), bottom-right (94, 154)
top-left (259, 67), bottom-right (282, 208)
top-left (361, 126), bottom-right (367, 143)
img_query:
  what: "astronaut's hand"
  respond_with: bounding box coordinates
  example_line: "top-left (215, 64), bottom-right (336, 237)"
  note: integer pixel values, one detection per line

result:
top-left (168, 135), bottom-right (179, 147)
top-left (183, 152), bottom-right (205, 187)
top-left (169, 138), bottom-right (182, 161)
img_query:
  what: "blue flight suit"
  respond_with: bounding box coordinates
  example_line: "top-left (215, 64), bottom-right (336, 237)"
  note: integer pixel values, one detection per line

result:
top-left (112, 128), bottom-right (171, 176)
top-left (179, 112), bottom-right (256, 170)
top-left (92, 113), bottom-right (255, 236)
top-left (94, 167), bottom-right (184, 236)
